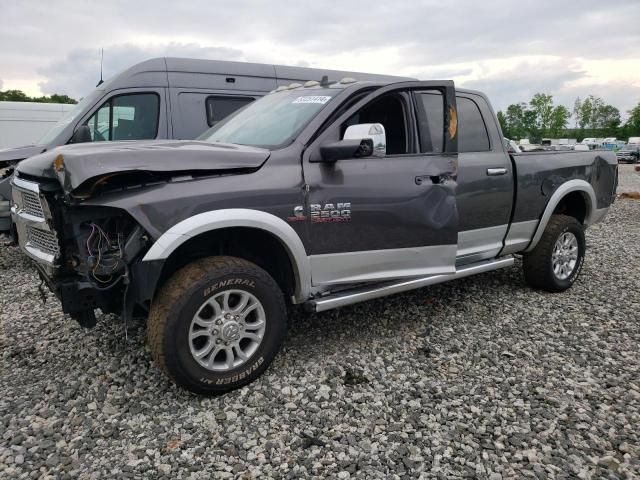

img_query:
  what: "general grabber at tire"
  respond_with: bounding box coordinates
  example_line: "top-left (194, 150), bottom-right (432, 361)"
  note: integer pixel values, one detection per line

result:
top-left (148, 256), bottom-right (287, 394)
top-left (523, 214), bottom-right (586, 293)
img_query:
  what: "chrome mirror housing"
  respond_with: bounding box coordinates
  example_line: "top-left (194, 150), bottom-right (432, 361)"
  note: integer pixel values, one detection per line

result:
top-left (343, 123), bottom-right (386, 157)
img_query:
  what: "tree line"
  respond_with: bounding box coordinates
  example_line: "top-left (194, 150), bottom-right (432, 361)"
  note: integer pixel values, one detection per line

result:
top-left (0, 89), bottom-right (77, 105)
top-left (497, 94), bottom-right (640, 143)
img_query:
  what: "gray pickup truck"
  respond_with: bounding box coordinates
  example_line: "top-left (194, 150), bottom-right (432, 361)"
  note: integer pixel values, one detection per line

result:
top-left (10, 79), bottom-right (617, 394)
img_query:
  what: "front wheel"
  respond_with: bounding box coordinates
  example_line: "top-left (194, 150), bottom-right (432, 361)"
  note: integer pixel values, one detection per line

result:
top-left (148, 256), bottom-right (287, 394)
top-left (523, 214), bottom-right (586, 292)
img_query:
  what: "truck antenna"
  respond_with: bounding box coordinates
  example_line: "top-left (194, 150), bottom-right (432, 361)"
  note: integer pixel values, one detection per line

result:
top-left (96, 48), bottom-right (104, 87)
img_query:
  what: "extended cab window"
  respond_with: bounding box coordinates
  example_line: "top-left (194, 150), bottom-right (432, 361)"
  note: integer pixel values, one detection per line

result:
top-left (206, 96), bottom-right (254, 127)
top-left (457, 96), bottom-right (490, 152)
top-left (342, 93), bottom-right (410, 155)
top-left (415, 92), bottom-right (444, 153)
top-left (84, 93), bottom-right (159, 142)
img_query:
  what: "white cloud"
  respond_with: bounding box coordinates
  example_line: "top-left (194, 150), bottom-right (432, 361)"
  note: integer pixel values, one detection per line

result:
top-left (0, 0), bottom-right (638, 112)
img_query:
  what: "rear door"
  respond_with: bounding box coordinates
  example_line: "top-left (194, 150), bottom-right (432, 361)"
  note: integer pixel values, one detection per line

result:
top-left (302, 81), bottom-right (459, 286)
top-left (453, 93), bottom-right (513, 263)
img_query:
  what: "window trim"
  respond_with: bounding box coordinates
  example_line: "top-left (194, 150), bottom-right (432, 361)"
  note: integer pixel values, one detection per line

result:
top-left (412, 90), bottom-right (446, 154)
top-left (205, 95), bottom-right (255, 128)
top-left (84, 92), bottom-right (161, 142)
top-left (456, 94), bottom-right (491, 153)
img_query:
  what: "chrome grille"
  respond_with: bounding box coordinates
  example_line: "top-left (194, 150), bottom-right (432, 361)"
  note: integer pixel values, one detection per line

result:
top-left (27, 226), bottom-right (60, 256)
top-left (21, 190), bottom-right (45, 218)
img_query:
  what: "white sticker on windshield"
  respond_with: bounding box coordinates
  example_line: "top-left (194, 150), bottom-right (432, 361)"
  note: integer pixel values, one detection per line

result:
top-left (292, 96), bottom-right (331, 105)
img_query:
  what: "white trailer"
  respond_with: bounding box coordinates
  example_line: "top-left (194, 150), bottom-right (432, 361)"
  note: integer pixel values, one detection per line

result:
top-left (0, 101), bottom-right (75, 149)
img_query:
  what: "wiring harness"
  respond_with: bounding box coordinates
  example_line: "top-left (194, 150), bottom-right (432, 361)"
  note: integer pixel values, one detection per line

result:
top-left (85, 222), bottom-right (125, 287)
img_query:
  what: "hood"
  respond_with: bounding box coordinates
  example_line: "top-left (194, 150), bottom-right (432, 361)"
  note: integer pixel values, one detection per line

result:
top-left (16, 140), bottom-right (270, 194)
top-left (0, 145), bottom-right (46, 166)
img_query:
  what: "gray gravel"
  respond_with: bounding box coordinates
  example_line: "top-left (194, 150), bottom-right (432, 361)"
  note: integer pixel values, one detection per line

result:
top-left (1, 169), bottom-right (639, 479)
top-left (617, 164), bottom-right (640, 194)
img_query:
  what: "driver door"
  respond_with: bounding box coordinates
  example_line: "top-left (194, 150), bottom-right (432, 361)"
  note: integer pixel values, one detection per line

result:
top-left (302, 81), bottom-right (459, 286)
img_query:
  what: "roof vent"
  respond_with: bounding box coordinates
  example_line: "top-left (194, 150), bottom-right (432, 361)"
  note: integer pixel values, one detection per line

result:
top-left (287, 82), bottom-right (302, 89)
top-left (304, 80), bottom-right (320, 88)
top-left (339, 77), bottom-right (357, 84)
top-left (275, 85), bottom-right (288, 92)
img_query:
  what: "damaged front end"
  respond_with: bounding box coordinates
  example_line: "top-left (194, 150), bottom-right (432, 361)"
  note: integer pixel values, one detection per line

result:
top-left (11, 174), bottom-right (151, 327)
top-left (11, 141), bottom-right (269, 327)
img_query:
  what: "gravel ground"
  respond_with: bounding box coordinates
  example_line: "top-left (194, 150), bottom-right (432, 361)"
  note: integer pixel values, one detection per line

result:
top-left (617, 164), bottom-right (640, 193)
top-left (1, 170), bottom-right (639, 479)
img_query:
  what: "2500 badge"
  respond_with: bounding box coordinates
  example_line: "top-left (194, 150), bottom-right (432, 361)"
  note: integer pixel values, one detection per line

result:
top-left (288, 203), bottom-right (351, 223)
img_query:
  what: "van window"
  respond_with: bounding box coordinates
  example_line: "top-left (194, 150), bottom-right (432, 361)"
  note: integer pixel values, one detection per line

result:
top-left (415, 91), bottom-right (444, 153)
top-left (457, 97), bottom-right (490, 152)
top-left (84, 93), bottom-right (159, 142)
top-left (206, 96), bottom-right (254, 127)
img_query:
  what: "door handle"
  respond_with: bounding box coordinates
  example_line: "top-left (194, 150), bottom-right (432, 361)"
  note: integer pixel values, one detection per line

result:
top-left (486, 167), bottom-right (507, 176)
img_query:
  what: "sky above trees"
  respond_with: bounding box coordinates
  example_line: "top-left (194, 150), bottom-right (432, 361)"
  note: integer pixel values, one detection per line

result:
top-left (1, 0), bottom-right (639, 115)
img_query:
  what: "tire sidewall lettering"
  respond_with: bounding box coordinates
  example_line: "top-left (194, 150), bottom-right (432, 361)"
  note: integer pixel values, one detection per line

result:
top-left (203, 278), bottom-right (256, 297)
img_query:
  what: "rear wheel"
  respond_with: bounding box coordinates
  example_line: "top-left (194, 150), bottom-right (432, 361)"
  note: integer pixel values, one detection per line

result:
top-left (148, 256), bottom-right (287, 394)
top-left (523, 214), bottom-right (586, 292)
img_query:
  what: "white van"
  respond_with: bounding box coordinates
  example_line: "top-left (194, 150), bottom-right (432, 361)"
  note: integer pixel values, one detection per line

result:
top-left (0, 102), bottom-right (75, 149)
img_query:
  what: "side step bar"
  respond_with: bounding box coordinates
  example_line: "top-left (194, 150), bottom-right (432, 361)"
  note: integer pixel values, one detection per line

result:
top-left (306, 256), bottom-right (514, 313)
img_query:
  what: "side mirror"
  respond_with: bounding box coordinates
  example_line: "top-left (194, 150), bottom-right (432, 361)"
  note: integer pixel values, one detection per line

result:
top-left (320, 139), bottom-right (373, 162)
top-left (70, 125), bottom-right (92, 144)
top-left (317, 123), bottom-right (386, 163)
top-left (343, 123), bottom-right (386, 157)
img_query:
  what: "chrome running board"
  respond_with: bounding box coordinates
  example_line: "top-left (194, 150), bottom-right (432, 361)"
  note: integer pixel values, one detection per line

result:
top-left (307, 256), bottom-right (514, 312)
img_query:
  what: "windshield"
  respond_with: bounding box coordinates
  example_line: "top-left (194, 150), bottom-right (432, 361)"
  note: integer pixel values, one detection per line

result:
top-left (622, 144), bottom-right (640, 150)
top-left (197, 88), bottom-right (341, 149)
top-left (37, 89), bottom-right (103, 146)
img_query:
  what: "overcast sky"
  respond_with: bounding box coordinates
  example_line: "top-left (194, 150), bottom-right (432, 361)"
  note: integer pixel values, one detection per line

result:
top-left (1, 0), bottom-right (639, 114)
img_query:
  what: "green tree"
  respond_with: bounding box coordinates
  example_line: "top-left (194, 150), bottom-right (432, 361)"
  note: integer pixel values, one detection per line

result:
top-left (0, 89), bottom-right (30, 102)
top-left (624, 102), bottom-right (640, 137)
top-left (595, 105), bottom-right (620, 133)
top-left (47, 94), bottom-right (77, 104)
top-left (497, 110), bottom-right (508, 137)
top-left (0, 89), bottom-right (77, 104)
top-left (523, 109), bottom-right (539, 142)
top-left (529, 93), bottom-right (554, 134)
top-left (549, 105), bottom-right (571, 138)
top-left (578, 96), bottom-right (593, 131)
top-left (572, 97), bottom-right (582, 129)
top-left (586, 95), bottom-right (605, 133)
top-left (504, 102), bottom-right (528, 139)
